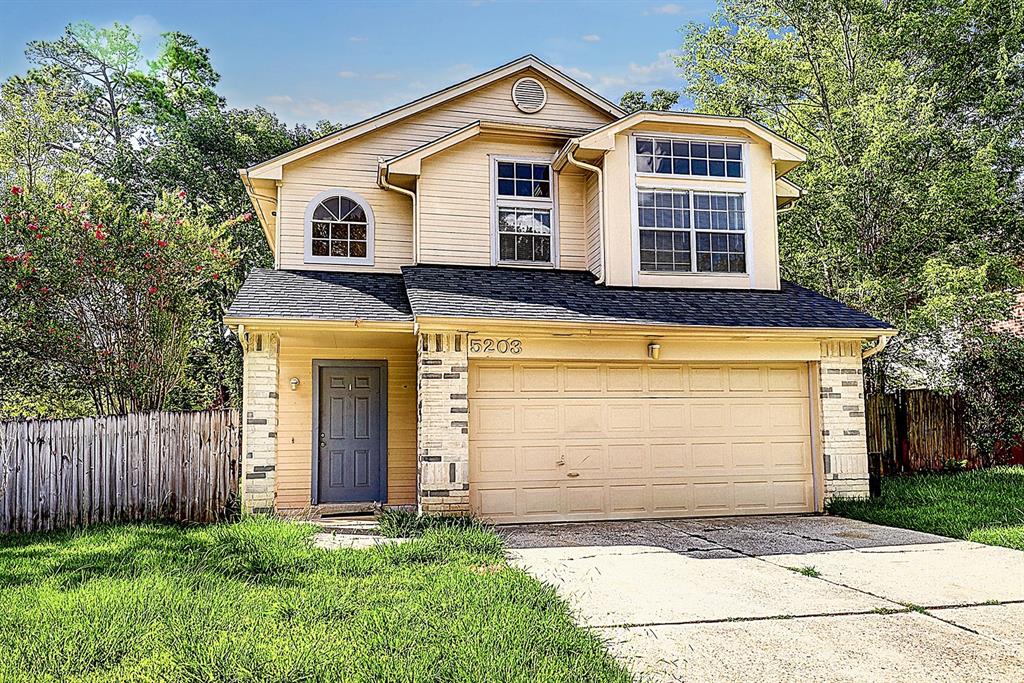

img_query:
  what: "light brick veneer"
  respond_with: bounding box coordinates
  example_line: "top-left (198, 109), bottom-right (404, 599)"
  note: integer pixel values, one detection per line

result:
top-left (819, 340), bottom-right (870, 499)
top-left (417, 331), bottom-right (470, 514)
top-left (241, 331), bottom-right (279, 514)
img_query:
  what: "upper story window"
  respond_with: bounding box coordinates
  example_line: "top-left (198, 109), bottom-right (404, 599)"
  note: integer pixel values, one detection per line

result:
top-left (638, 189), bottom-right (746, 274)
top-left (635, 136), bottom-right (744, 179)
top-left (493, 158), bottom-right (556, 266)
top-left (304, 189), bottom-right (375, 265)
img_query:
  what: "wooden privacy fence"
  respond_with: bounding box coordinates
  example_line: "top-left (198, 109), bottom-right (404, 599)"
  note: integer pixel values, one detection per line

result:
top-left (866, 390), bottom-right (979, 474)
top-left (0, 410), bottom-right (240, 534)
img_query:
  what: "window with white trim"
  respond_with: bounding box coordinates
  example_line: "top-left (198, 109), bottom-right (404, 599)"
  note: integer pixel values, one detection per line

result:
top-left (638, 189), bottom-right (746, 273)
top-left (304, 189), bottom-right (374, 265)
top-left (493, 159), bottom-right (554, 265)
top-left (635, 136), bottom-right (744, 178)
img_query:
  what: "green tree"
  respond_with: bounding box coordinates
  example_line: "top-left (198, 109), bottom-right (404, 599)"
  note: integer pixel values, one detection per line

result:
top-left (619, 88), bottom-right (681, 112)
top-left (680, 0), bottom-right (1024, 389)
top-left (1, 22), bottom-right (342, 414)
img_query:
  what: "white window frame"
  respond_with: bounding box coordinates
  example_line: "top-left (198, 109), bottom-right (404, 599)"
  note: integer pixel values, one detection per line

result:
top-left (304, 188), bottom-right (376, 266)
top-left (628, 134), bottom-right (752, 285)
top-left (633, 131), bottom-right (749, 182)
top-left (490, 155), bottom-right (559, 267)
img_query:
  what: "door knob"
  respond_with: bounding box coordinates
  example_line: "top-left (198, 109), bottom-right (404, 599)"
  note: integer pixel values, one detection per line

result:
top-left (555, 459), bottom-right (565, 466)
top-left (567, 472), bottom-right (580, 478)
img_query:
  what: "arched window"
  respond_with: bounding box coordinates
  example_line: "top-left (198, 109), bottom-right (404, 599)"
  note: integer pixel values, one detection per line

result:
top-left (304, 189), bottom-right (375, 265)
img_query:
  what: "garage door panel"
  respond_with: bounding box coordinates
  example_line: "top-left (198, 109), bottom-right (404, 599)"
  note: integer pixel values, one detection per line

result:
top-left (651, 443), bottom-right (692, 473)
top-left (652, 482), bottom-right (692, 512)
top-left (607, 365), bottom-right (644, 391)
top-left (609, 484), bottom-right (648, 512)
top-left (470, 360), bottom-right (815, 522)
top-left (567, 485), bottom-right (605, 514)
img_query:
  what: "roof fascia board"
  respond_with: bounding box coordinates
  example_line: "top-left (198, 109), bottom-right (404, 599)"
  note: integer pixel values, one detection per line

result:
top-left (573, 111), bottom-right (808, 171)
top-left (223, 317), bottom-right (414, 332)
top-left (384, 120), bottom-right (590, 177)
top-left (246, 55), bottom-right (625, 178)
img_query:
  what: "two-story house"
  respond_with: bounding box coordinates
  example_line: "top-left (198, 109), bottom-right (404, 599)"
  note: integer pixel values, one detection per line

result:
top-left (227, 56), bottom-right (894, 522)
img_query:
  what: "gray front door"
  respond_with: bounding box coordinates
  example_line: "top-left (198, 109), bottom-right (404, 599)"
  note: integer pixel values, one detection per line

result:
top-left (317, 364), bottom-right (385, 503)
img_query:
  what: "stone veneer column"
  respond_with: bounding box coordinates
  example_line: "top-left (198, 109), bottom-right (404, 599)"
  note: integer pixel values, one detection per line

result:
top-left (819, 340), bottom-right (870, 499)
top-left (241, 331), bottom-right (279, 514)
top-left (417, 331), bottom-right (470, 514)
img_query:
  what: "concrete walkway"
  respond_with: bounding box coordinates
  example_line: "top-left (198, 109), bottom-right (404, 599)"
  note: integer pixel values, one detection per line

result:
top-left (502, 517), bottom-right (1024, 682)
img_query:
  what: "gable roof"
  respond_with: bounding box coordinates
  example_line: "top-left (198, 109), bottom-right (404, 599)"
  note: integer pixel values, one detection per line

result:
top-left (555, 110), bottom-right (808, 177)
top-left (243, 55), bottom-right (626, 181)
top-left (382, 119), bottom-right (592, 178)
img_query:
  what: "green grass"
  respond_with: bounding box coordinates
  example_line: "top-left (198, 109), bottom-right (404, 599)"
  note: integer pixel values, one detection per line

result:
top-left (0, 518), bottom-right (630, 683)
top-left (375, 508), bottom-right (483, 538)
top-left (828, 466), bottom-right (1024, 551)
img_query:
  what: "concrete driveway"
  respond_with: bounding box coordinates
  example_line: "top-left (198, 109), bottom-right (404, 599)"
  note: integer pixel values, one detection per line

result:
top-left (501, 516), bottom-right (1024, 682)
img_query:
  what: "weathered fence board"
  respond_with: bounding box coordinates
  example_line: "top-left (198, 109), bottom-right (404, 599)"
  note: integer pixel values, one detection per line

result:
top-left (866, 390), bottom-right (979, 474)
top-left (0, 410), bottom-right (240, 534)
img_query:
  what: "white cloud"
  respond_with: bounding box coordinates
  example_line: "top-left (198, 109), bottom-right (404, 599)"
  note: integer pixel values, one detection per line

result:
top-left (370, 72), bottom-right (400, 80)
top-left (349, 36), bottom-right (367, 43)
top-left (649, 3), bottom-right (682, 14)
top-left (337, 70), bottom-right (357, 79)
top-left (581, 34), bottom-right (601, 42)
top-left (625, 49), bottom-right (678, 83)
top-left (127, 14), bottom-right (163, 39)
top-left (554, 65), bottom-right (594, 83)
top-left (588, 50), bottom-right (681, 92)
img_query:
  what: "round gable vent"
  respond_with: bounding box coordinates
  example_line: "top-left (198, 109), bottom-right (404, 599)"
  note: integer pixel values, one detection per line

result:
top-left (512, 77), bottom-right (547, 114)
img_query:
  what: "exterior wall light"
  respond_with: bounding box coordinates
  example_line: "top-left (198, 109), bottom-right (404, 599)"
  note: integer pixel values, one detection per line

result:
top-left (289, 377), bottom-right (300, 391)
top-left (647, 343), bottom-right (661, 360)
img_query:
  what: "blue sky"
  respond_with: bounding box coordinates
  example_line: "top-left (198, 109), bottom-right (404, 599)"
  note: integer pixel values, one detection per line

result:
top-left (1, 0), bottom-right (718, 126)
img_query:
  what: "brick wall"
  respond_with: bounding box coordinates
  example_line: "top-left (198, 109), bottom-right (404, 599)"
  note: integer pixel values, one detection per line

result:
top-left (241, 331), bottom-right (279, 514)
top-left (416, 331), bottom-right (470, 514)
top-left (819, 340), bottom-right (869, 499)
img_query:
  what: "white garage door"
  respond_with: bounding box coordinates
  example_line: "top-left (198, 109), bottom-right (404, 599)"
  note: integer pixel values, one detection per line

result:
top-left (469, 360), bottom-right (816, 523)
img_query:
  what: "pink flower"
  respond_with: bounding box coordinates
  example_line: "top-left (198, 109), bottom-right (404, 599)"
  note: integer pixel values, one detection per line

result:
top-left (3, 216), bottom-right (10, 225)
top-left (157, 239), bottom-right (168, 248)
top-left (241, 212), bottom-right (253, 221)
top-left (10, 186), bottom-right (22, 196)
top-left (178, 190), bottom-right (187, 199)
top-left (148, 286), bottom-right (158, 294)
top-left (212, 273), bottom-right (220, 280)
top-left (94, 230), bottom-right (106, 240)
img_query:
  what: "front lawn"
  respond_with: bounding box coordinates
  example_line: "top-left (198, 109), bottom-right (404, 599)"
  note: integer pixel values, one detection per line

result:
top-left (828, 466), bottom-right (1024, 551)
top-left (0, 518), bottom-right (629, 682)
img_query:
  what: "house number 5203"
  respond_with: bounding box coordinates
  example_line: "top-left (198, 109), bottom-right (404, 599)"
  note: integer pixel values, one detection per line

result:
top-left (469, 338), bottom-right (522, 354)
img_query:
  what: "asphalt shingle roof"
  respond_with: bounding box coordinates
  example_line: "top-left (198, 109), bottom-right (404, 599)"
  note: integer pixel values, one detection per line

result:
top-left (401, 265), bottom-right (892, 330)
top-left (226, 268), bottom-right (412, 322)
top-left (226, 265), bottom-right (891, 330)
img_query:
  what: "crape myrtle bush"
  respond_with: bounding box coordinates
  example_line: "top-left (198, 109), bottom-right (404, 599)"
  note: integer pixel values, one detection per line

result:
top-left (0, 183), bottom-right (241, 414)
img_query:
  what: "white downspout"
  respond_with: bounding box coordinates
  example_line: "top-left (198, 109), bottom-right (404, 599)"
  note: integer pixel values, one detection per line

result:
top-left (565, 144), bottom-right (606, 284)
top-left (862, 334), bottom-right (890, 360)
top-left (378, 163), bottom-right (419, 264)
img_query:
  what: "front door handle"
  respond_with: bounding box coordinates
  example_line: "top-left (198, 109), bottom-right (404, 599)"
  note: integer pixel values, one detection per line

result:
top-left (567, 472), bottom-right (580, 478)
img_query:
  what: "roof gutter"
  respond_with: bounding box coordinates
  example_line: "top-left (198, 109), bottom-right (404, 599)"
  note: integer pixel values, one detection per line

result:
top-left (564, 141), bottom-right (606, 284)
top-left (378, 163), bottom-right (419, 264)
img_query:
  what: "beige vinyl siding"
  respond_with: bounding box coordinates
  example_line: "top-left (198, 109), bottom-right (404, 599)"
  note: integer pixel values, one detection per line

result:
top-left (584, 172), bottom-right (602, 277)
top-left (276, 330), bottom-right (417, 509)
top-left (417, 134), bottom-right (589, 269)
top-left (557, 171), bottom-right (587, 270)
top-left (277, 71), bottom-right (615, 272)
